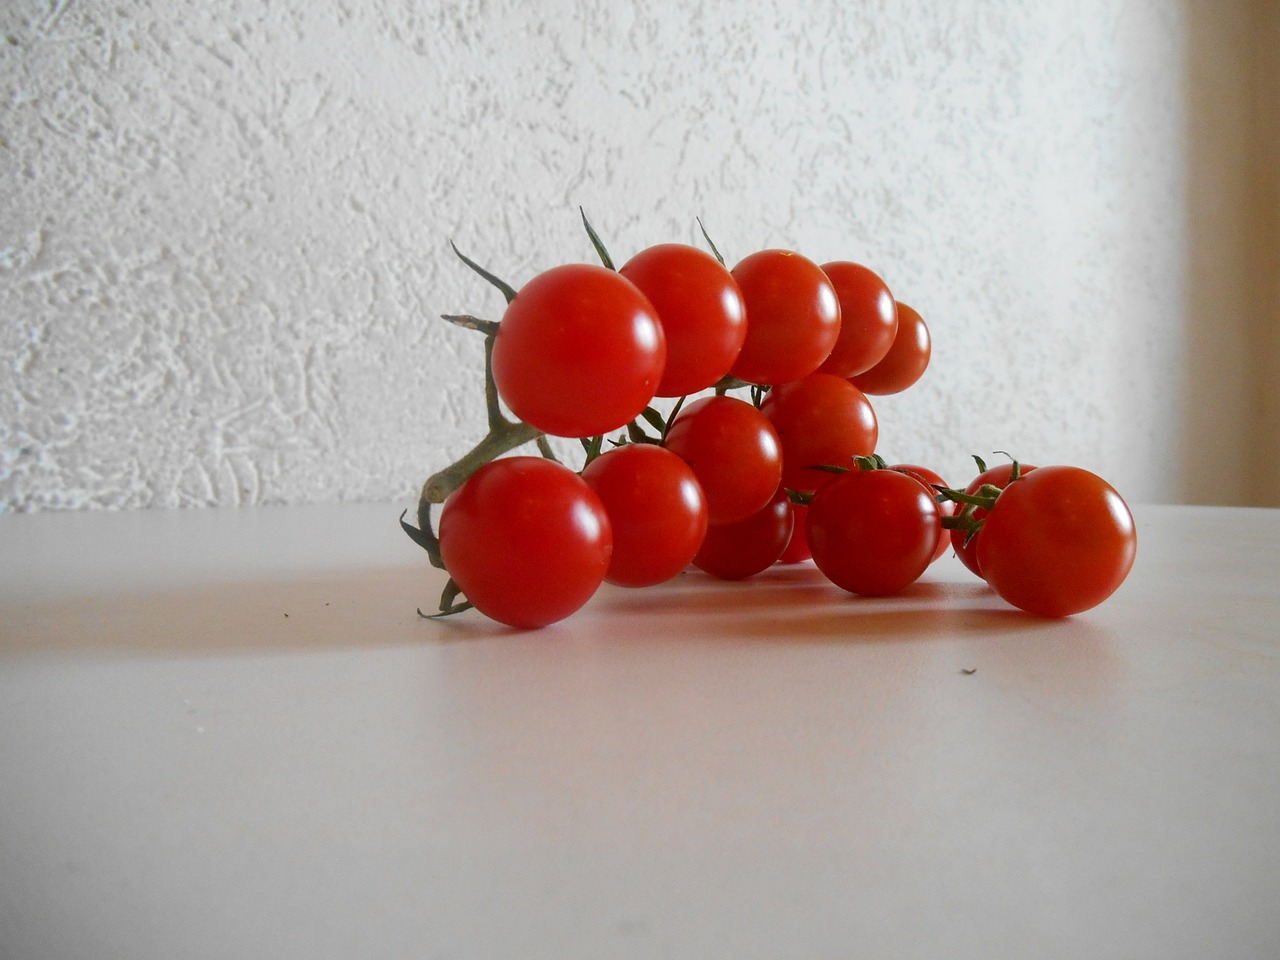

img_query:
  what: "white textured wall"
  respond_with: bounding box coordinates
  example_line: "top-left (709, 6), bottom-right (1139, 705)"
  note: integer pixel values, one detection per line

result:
top-left (0, 1), bottom-right (1204, 509)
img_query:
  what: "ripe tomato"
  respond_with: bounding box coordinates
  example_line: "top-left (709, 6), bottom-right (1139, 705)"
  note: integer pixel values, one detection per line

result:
top-left (950, 462), bottom-right (1038, 578)
top-left (759, 373), bottom-right (878, 494)
top-left (619, 243), bottom-right (747, 397)
top-left (662, 395), bottom-right (783, 525)
top-left (888, 462), bottom-right (953, 562)
top-left (728, 249), bottom-right (841, 385)
top-left (849, 301), bottom-right (930, 396)
top-left (807, 465), bottom-right (940, 596)
top-left (692, 487), bottom-right (794, 580)
top-left (976, 466), bottom-right (1137, 618)
top-left (581, 444), bottom-right (708, 587)
top-left (492, 263), bottom-right (666, 438)
top-left (777, 502), bottom-right (812, 563)
top-left (816, 261), bottom-right (898, 378)
top-left (438, 457), bottom-right (612, 628)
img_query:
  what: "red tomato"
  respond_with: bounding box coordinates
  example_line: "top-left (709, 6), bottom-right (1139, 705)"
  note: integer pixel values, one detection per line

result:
top-left (492, 263), bottom-right (666, 438)
top-left (692, 487), bottom-right (794, 580)
top-left (662, 395), bottom-right (783, 525)
top-left (849, 301), bottom-right (930, 396)
top-left (807, 466), bottom-right (940, 596)
top-left (438, 457), bottom-right (612, 628)
top-left (728, 249), bottom-right (841, 385)
top-left (888, 462), bottom-right (953, 562)
top-left (760, 373), bottom-right (878, 494)
top-left (976, 466), bottom-right (1137, 618)
top-left (777, 502), bottom-right (812, 563)
top-left (581, 444), bottom-right (708, 587)
top-left (816, 261), bottom-right (898, 378)
top-left (619, 243), bottom-right (747, 397)
top-left (950, 462), bottom-right (1038, 578)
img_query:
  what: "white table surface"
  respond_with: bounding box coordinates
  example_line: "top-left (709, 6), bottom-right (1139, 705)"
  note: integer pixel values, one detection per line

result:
top-left (2, 502), bottom-right (1278, 959)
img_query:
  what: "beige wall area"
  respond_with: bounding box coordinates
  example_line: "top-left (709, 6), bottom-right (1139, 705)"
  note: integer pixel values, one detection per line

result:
top-left (1182, 0), bottom-right (1280, 506)
top-left (1251, 0), bottom-right (1280, 507)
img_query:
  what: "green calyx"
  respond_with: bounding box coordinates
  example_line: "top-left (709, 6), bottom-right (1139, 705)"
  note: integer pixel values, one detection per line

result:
top-left (580, 208), bottom-right (616, 270)
top-left (697, 217), bottom-right (725, 266)
top-left (933, 453), bottom-right (1027, 547)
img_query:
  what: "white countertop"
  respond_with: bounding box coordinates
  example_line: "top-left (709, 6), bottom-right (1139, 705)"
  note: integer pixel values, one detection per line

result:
top-left (2, 502), bottom-right (1278, 959)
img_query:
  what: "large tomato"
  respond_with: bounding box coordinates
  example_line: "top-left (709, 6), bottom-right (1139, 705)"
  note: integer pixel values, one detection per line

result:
top-left (619, 243), bottom-right (747, 397)
top-left (692, 487), bottom-right (794, 580)
top-left (492, 263), bottom-right (666, 438)
top-left (728, 249), bottom-right (841, 385)
top-left (816, 261), bottom-right (898, 378)
top-left (581, 444), bottom-right (708, 587)
top-left (760, 373), bottom-right (878, 494)
top-left (438, 457), bottom-right (612, 628)
top-left (662, 395), bottom-right (783, 525)
top-left (975, 465), bottom-right (1137, 618)
top-left (849, 301), bottom-right (930, 396)
top-left (806, 465), bottom-right (940, 596)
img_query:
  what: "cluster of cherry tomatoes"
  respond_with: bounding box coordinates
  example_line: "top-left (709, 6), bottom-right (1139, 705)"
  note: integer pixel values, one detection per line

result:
top-left (408, 219), bottom-right (1136, 629)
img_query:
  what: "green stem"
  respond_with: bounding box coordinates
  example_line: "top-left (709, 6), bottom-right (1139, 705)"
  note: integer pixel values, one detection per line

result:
top-left (450, 241), bottom-right (517, 303)
top-left (535, 435), bottom-right (561, 462)
top-left (409, 326), bottom-right (544, 568)
top-left (713, 373), bottom-right (753, 395)
top-left (410, 418), bottom-right (541, 570)
top-left (419, 419), bottom-right (542, 509)
top-left (934, 482), bottom-right (1004, 510)
top-left (441, 313), bottom-right (500, 336)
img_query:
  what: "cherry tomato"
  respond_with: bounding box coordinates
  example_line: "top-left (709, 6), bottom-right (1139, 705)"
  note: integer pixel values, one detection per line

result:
top-left (692, 487), bottom-right (794, 580)
top-left (492, 263), bottom-right (666, 438)
top-left (976, 466), bottom-right (1137, 618)
top-left (777, 502), bottom-right (812, 563)
top-left (581, 444), bottom-right (708, 588)
top-left (888, 462), bottom-right (953, 562)
top-left (729, 249), bottom-right (841, 385)
top-left (760, 373), bottom-right (878, 494)
top-left (662, 395), bottom-right (783, 525)
top-left (438, 457), bottom-right (612, 628)
top-left (950, 462), bottom-right (1038, 578)
top-left (619, 243), bottom-right (747, 397)
top-left (807, 465), bottom-right (940, 596)
top-left (849, 301), bottom-right (930, 396)
top-left (816, 261), bottom-right (898, 378)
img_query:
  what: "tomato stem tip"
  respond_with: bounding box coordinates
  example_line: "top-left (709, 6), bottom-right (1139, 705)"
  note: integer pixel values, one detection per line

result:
top-left (441, 313), bottom-right (500, 336)
top-left (579, 207), bottom-right (616, 271)
top-left (449, 240), bottom-right (518, 304)
top-left (696, 216), bottom-right (726, 266)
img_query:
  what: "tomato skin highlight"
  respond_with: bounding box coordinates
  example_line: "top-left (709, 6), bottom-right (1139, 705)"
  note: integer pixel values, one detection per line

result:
top-left (728, 249), bottom-right (841, 386)
top-left (438, 457), bottom-right (612, 629)
top-left (975, 465), bottom-right (1137, 618)
top-left (581, 444), bottom-right (708, 588)
top-left (760, 373), bottom-right (878, 494)
top-left (619, 243), bottom-right (747, 398)
top-left (887, 462), bottom-right (953, 562)
top-left (849, 301), bottom-right (930, 396)
top-left (662, 395), bottom-right (783, 525)
top-left (492, 263), bottom-right (666, 438)
top-left (816, 261), bottom-right (898, 378)
top-left (806, 468), bottom-right (941, 597)
top-left (692, 487), bottom-right (794, 580)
